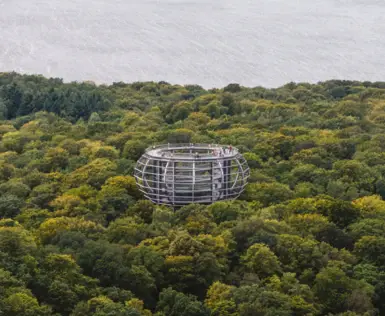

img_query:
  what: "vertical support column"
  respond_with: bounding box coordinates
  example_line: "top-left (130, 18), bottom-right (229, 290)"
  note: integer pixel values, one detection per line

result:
top-left (150, 159), bottom-right (156, 204)
top-left (192, 161), bottom-right (195, 203)
top-left (155, 160), bottom-right (160, 204)
top-left (150, 159), bottom-right (158, 201)
top-left (160, 161), bottom-right (163, 204)
top-left (228, 159), bottom-right (232, 198)
top-left (211, 161), bottom-right (214, 203)
top-left (224, 159), bottom-right (231, 198)
top-left (172, 160), bottom-right (175, 207)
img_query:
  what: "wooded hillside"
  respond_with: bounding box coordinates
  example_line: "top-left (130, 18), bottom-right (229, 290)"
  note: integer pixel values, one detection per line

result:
top-left (0, 72), bottom-right (385, 315)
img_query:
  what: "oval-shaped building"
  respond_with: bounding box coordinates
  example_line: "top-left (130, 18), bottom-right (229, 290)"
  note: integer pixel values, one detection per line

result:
top-left (134, 143), bottom-right (249, 206)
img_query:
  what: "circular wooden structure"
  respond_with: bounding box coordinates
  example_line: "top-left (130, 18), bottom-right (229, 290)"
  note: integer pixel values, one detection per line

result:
top-left (134, 143), bottom-right (249, 206)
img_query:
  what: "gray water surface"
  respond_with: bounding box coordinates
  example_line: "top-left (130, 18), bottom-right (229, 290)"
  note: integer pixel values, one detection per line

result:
top-left (1, 0), bottom-right (384, 88)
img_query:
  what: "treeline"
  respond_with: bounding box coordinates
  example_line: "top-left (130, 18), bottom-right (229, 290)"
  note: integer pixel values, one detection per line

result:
top-left (0, 72), bottom-right (385, 315)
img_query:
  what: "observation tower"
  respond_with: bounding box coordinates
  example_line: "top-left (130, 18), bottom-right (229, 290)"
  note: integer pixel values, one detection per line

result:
top-left (134, 143), bottom-right (249, 207)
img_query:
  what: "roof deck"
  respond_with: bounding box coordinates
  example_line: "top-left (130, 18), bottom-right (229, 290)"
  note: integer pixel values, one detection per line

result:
top-left (144, 143), bottom-right (239, 161)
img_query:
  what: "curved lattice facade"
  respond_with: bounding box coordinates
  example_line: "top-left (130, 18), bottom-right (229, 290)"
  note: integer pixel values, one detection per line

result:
top-left (134, 144), bottom-right (249, 206)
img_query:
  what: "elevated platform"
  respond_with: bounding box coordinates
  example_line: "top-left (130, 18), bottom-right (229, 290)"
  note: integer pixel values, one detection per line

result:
top-left (134, 143), bottom-right (249, 207)
top-left (144, 143), bottom-right (238, 161)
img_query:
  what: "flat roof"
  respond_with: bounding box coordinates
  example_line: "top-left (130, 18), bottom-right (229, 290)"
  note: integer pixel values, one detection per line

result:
top-left (144, 143), bottom-right (239, 161)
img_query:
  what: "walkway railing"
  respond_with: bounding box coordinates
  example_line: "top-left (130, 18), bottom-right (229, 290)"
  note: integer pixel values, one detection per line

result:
top-left (145, 143), bottom-right (238, 159)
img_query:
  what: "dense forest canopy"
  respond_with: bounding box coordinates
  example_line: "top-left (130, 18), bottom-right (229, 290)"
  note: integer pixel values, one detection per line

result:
top-left (1, 72), bottom-right (385, 315)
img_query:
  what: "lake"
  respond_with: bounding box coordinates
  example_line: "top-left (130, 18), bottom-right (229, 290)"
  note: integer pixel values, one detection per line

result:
top-left (1, 0), bottom-right (384, 88)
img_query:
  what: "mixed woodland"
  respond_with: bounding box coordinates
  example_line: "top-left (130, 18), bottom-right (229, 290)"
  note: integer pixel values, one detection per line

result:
top-left (1, 72), bottom-right (385, 315)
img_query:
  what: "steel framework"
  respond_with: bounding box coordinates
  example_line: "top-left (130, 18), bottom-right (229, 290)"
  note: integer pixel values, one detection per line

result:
top-left (134, 143), bottom-right (250, 206)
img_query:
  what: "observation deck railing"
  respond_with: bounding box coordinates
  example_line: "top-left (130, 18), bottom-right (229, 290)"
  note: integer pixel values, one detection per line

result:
top-left (144, 143), bottom-right (239, 160)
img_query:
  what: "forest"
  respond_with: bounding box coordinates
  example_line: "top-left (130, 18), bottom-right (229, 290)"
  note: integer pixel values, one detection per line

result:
top-left (1, 72), bottom-right (385, 315)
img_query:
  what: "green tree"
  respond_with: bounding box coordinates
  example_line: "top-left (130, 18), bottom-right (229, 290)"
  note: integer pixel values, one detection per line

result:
top-left (106, 217), bottom-right (148, 245)
top-left (313, 266), bottom-right (374, 314)
top-left (241, 243), bottom-right (281, 278)
top-left (243, 182), bottom-right (293, 206)
top-left (71, 296), bottom-right (141, 316)
top-left (66, 158), bottom-right (117, 189)
top-left (123, 140), bottom-right (148, 161)
top-left (205, 282), bottom-right (238, 316)
top-left (1, 292), bottom-right (53, 316)
top-left (0, 194), bottom-right (24, 218)
top-left (355, 236), bottom-right (385, 266)
top-left (156, 288), bottom-right (210, 316)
